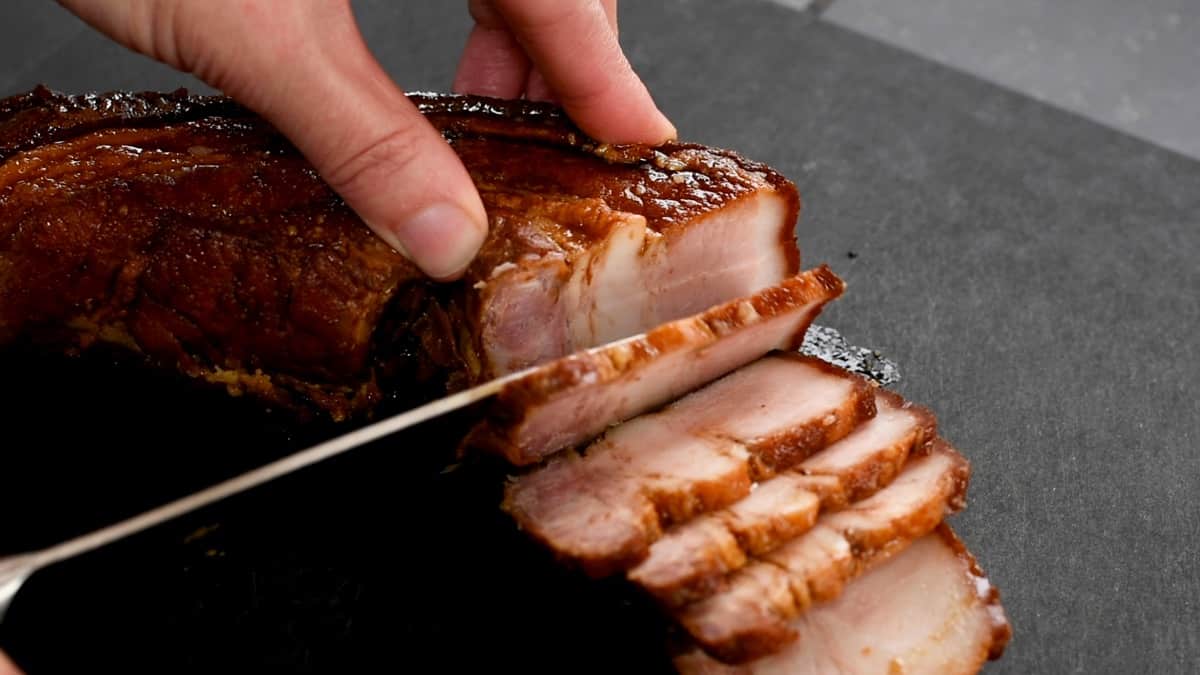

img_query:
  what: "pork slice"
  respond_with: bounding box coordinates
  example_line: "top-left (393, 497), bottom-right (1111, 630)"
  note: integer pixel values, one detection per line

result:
top-left (501, 452), bottom-right (661, 576)
top-left (628, 476), bottom-right (820, 607)
top-left (673, 524), bottom-right (1012, 675)
top-left (655, 353), bottom-right (877, 479)
top-left (818, 437), bottom-right (969, 557)
top-left (678, 441), bottom-right (971, 664)
top-left (678, 525), bottom-right (853, 664)
top-left (502, 347), bottom-right (877, 576)
top-left (799, 389), bottom-right (937, 502)
top-left (599, 416), bottom-right (755, 526)
top-left (502, 423), bottom-right (751, 578)
top-left (623, 516), bottom-right (749, 606)
top-left (628, 390), bottom-right (929, 607)
top-left (465, 266), bottom-right (846, 466)
top-left (721, 476), bottom-right (822, 556)
top-left (788, 474), bottom-right (848, 512)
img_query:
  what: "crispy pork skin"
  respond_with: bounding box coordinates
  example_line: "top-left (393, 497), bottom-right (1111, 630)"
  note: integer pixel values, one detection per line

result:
top-left (502, 352), bottom-right (875, 577)
top-left (464, 266), bottom-right (846, 465)
top-left (678, 440), bottom-right (970, 663)
top-left (673, 525), bottom-right (1012, 674)
top-left (628, 391), bottom-right (936, 607)
top-left (0, 87), bottom-right (801, 419)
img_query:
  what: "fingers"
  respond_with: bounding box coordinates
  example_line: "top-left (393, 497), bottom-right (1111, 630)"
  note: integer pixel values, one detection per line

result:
top-left (454, 0), bottom-right (531, 98)
top-left (61, 1), bottom-right (488, 280)
top-left (521, 0), bottom-right (617, 103)
top-left (470, 0), bottom-right (675, 145)
top-left (272, 6), bottom-right (487, 280)
top-left (0, 650), bottom-right (23, 675)
top-left (523, 69), bottom-right (556, 103)
top-left (453, 24), bottom-right (532, 99)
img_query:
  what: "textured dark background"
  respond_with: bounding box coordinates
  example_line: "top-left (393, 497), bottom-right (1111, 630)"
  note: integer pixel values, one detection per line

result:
top-left (1, 1), bottom-right (1198, 673)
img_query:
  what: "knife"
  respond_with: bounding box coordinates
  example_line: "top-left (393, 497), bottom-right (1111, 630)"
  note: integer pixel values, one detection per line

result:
top-left (0, 361), bottom-right (542, 623)
top-left (0, 318), bottom-right (897, 623)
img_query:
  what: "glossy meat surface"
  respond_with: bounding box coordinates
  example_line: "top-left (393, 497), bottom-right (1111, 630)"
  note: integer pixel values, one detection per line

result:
top-left (0, 90), bottom-right (415, 418)
top-left (0, 87), bottom-right (801, 419)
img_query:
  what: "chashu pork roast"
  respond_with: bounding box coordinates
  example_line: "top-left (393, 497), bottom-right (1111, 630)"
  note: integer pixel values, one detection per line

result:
top-left (0, 86), bottom-right (1011, 672)
top-left (0, 86), bottom-right (799, 421)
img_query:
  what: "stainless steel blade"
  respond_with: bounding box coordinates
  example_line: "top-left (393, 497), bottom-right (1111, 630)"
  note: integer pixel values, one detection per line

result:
top-left (0, 368), bottom-right (520, 623)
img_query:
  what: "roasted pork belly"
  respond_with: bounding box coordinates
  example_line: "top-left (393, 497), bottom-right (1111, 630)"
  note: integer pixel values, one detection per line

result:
top-left (628, 391), bottom-right (936, 607)
top-left (464, 266), bottom-right (845, 465)
top-left (673, 524), bottom-right (1011, 674)
top-left (678, 440), bottom-right (970, 663)
top-left (0, 87), bottom-right (800, 419)
top-left (502, 352), bottom-right (875, 577)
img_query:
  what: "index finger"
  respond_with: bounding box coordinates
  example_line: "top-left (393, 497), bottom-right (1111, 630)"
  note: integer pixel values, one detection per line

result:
top-left (489, 0), bottom-right (675, 145)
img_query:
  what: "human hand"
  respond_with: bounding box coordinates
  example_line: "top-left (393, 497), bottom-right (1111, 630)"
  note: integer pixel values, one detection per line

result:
top-left (0, 649), bottom-right (23, 675)
top-left (453, 1), bottom-right (675, 141)
top-left (58, 0), bottom-right (674, 280)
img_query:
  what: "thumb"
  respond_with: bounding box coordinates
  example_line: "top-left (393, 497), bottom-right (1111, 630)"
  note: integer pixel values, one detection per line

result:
top-left (62, 0), bottom-right (488, 281)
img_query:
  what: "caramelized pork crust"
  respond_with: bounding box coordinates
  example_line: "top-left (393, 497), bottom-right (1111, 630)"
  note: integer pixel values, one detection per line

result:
top-left (0, 87), bottom-right (801, 420)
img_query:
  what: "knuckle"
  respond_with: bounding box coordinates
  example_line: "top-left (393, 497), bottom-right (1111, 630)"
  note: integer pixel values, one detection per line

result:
top-left (323, 124), bottom-right (427, 198)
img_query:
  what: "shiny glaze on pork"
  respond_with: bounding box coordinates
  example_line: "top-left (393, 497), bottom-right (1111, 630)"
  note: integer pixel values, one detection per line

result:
top-left (0, 86), bottom-right (801, 420)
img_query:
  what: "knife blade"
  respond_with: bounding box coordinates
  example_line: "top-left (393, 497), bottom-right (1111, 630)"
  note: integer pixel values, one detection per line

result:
top-left (0, 362), bottom-right (535, 623)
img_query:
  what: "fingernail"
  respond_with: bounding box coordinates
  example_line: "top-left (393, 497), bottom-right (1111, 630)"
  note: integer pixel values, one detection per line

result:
top-left (379, 203), bottom-right (486, 280)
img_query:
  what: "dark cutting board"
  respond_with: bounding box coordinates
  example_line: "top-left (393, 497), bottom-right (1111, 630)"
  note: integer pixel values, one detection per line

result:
top-left (2, 1), bottom-right (1199, 673)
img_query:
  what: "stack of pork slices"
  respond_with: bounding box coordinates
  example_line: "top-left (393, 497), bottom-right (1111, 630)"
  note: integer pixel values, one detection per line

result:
top-left (501, 323), bottom-right (1012, 672)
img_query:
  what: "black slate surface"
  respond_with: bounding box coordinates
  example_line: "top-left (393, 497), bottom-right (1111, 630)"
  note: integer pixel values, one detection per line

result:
top-left (2, 1), bottom-right (1199, 673)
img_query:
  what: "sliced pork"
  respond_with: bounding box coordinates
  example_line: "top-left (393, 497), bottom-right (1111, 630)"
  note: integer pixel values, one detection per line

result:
top-left (650, 354), bottom-right (877, 481)
top-left (628, 391), bottom-right (936, 606)
top-left (465, 267), bottom-right (847, 465)
top-left (0, 87), bottom-right (801, 419)
top-left (678, 440), bottom-right (970, 663)
top-left (673, 524), bottom-right (1012, 674)
top-left (502, 353), bottom-right (876, 577)
top-left (799, 390), bottom-right (937, 502)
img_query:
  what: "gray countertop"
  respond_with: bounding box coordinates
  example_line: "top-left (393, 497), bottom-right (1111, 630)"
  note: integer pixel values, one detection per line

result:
top-left (1, 1), bottom-right (1198, 673)
top-left (826, 0), bottom-right (1200, 161)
